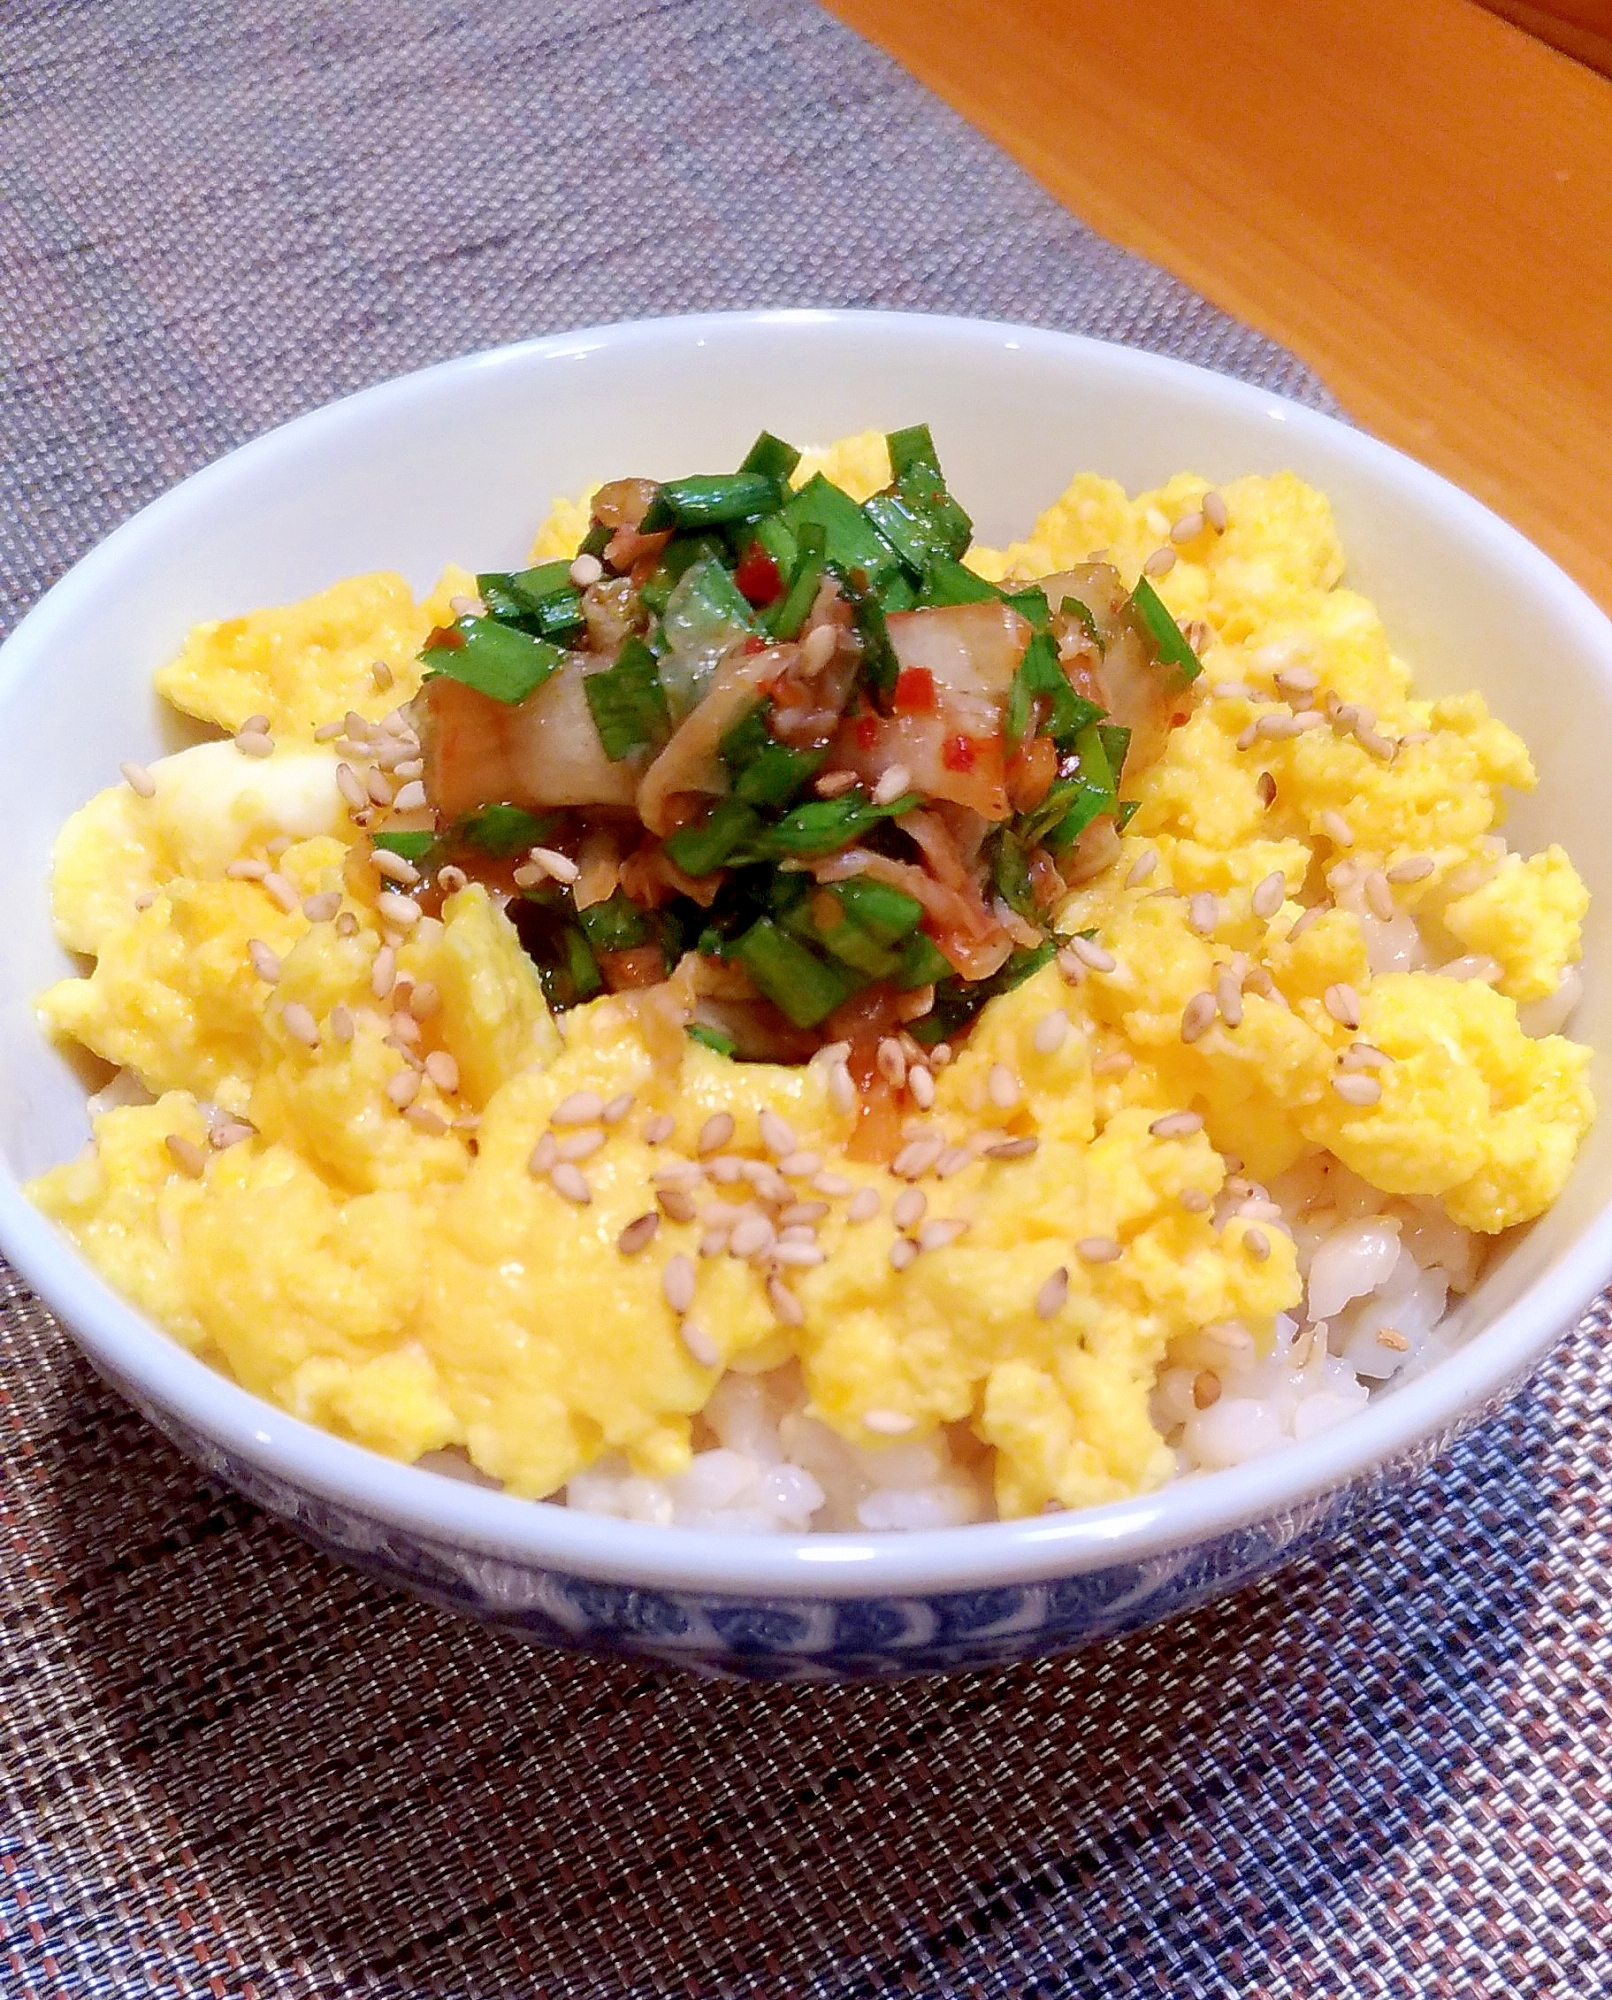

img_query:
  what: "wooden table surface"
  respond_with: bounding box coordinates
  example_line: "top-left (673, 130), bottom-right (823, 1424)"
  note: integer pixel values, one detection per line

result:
top-left (825, 0), bottom-right (1612, 613)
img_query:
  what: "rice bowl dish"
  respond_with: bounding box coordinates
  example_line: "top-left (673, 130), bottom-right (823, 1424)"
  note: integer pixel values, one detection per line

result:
top-left (25, 420), bottom-right (1594, 1539)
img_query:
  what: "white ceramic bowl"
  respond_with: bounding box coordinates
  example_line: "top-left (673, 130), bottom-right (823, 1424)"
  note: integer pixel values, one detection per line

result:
top-left (3, 310), bottom-right (1609, 1678)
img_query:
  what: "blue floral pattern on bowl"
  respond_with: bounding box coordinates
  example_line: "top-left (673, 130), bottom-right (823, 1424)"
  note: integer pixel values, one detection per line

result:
top-left (105, 1357), bottom-right (1485, 1680)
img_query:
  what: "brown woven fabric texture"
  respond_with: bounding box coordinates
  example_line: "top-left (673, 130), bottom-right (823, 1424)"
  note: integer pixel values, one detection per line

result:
top-left (4, 3), bottom-right (1610, 1995)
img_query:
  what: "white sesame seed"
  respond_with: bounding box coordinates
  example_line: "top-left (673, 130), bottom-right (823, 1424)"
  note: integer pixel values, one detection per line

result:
top-left (1075, 1235), bottom-right (1122, 1265)
top-left (1235, 722), bottom-right (1260, 752)
top-left (774, 1240), bottom-right (827, 1269)
top-left (750, 1108), bottom-right (792, 1158)
top-left (657, 1186), bottom-right (697, 1224)
top-left (875, 1037), bottom-right (907, 1090)
top-left (302, 891), bottom-right (341, 924)
top-left (260, 872), bottom-right (300, 914)
top-left (1287, 905), bottom-right (1326, 943)
top-left (376, 891), bottom-right (422, 928)
top-left (1357, 726), bottom-right (1396, 761)
top-left (438, 865), bottom-right (468, 894)
top-left (362, 768), bottom-right (393, 808)
top-left (1275, 665), bottom-right (1319, 695)
top-left (888, 1238), bottom-right (919, 1271)
top-left (210, 1121), bottom-right (256, 1151)
top-left (449, 594), bottom-right (485, 619)
top-left (1364, 870), bottom-right (1395, 922)
top-left (1149, 1111), bottom-right (1204, 1139)
top-left (553, 1090), bottom-right (606, 1127)
top-left (1387, 855), bottom-right (1434, 884)
top-left (530, 845), bottom-right (579, 885)
top-left (247, 939), bottom-right (282, 984)
top-left (1211, 681), bottom-right (1256, 701)
top-left (568, 552), bottom-right (604, 588)
top-left (680, 1320), bottom-right (719, 1367)
top-left (1256, 712), bottom-right (1302, 740)
top-left (907, 1064), bottom-right (936, 1109)
top-left (314, 718), bottom-right (346, 742)
top-left (987, 1062), bottom-right (1021, 1110)
top-left (728, 1214), bottom-right (776, 1260)
top-left (404, 1104), bottom-right (449, 1135)
top-left (662, 1253), bottom-right (696, 1315)
top-left (824, 1063), bottom-right (856, 1116)
top-left (767, 1276), bottom-right (805, 1326)
top-left (368, 945), bottom-right (396, 1001)
top-left (1092, 1050), bottom-right (1133, 1078)
top-left (871, 764), bottom-right (911, 806)
top-left (1143, 545), bottom-right (1176, 577)
top-left (1179, 1188), bottom-right (1212, 1213)
top-left (1035, 1267), bottom-right (1069, 1319)
top-left (1069, 935), bottom-right (1116, 973)
top-left (550, 1163), bottom-right (592, 1205)
top-left (332, 764), bottom-right (367, 815)
top-left (1251, 871), bottom-right (1286, 919)
top-left (281, 1001), bottom-right (319, 1048)
top-left (918, 1217), bottom-right (968, 1252)
top-left (892, 1134), bottom-right (945, 1180)
top-left (330, 1004), bottom-right (355, 1045)
top-left (1031, 1010), bottom-right (1069, 1059)
top-left (1256, 772), bottom-right (1278, 807)
top-left (1341, 1041), bottom-right (1394, 1071)
top-left (984, 1135), bottom-right (1039, 1162)
top-left (390, 780), bottom-right (428, 814)
top-left (227, 858), bottom-right (269, 881)
top-left (1323, 983), bottom-right (1362, 1030)
top-left (779, 1202), bottom-right (829, 1230)
top-left (854, 1407), bottom-right (913, 1440)
top-left (1243, 1227), bottom-right (1271, 1261)
top-left (706, 1155), bottom-right (744, 1184)
top-left (372, 659), bottom-right (394, 690)
top-left (642, 1113), bottom-right (675, 1145)
top-left (1188, 892), bottom-right (1219, 937)
top-left (158, 1131), bottom-right (207, 1181)
top-left (1180, 992), bottom-right (1218, 1044)
top-left (234, 729), bottom-right (274, 759)
top-left (344, 710), bottom-right (374, 744)
top-left (697, 1112), bottom-right (735, 1156)
top-left (120, 760), bottom-right (157, 798)
top-left (845, 1186), bottom-right (882, 1225)
top-left (892, 1187), bottom-right (927, 1232)
top-left (1215, 971), bottom-right (1244, 1028)
top-left (387, 1070), bottom-right (422, 1109)
top-left (424, 1051), bottom-right (460, 1095)
top-left (387, 1013), bottom-right (421, 1049)
top-left (372, 849), bottom-right (420, 886)
top-left (1170, 509), bottom-right (1204, 545)
top-left (1332, 1072), bottom-right (1384, 1107)
top-left (618, 1213), bottom-right (659, 1255)
top-left (926, 1144), bottom-right (965, 1177)
top-left (1125, 849), bottom-right (1158, 888)
top-left (1202, 490), bottom-right (1229, 532)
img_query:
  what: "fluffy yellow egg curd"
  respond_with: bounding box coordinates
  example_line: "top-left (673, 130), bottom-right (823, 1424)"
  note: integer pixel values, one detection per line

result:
top-left (29, 447), bottom-right (1593, 1525)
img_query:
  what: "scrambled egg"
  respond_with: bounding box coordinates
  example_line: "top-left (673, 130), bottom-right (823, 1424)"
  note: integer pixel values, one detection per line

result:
top-left (28, 450), bottom-right (1594, 1521)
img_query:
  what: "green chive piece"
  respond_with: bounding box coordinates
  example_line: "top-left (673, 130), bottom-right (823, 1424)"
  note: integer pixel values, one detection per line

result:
top-left (991, 831), bottom-right (1038, 921)
top-left (894, 930), bottom-right (952, 990)
top-left (734, 741), bottom-right (827, 809)
top-left (371, 830), bottom-right (437, 862)
top-left (1115, 798), bottom-right (1142, 832)
top-left (749, 513), bottom-right (799, 576)
top-left (781, 475), bottom-right (903, 583)
top-left (423, 618), bottom-right (563, 705)
top-left (765, 521), bottom-right (828, 641)
top-left (457, 804), bottom-right (558, 857)
top-left (576, 889), bottom-right (652, 953)
top-left (686, 1022), bottom-right (738, 1057)
top-left (477, 562), bottom-right (586, 641)
top-left (641, 471), bottom-right (784, 534)
top-left (1097, 722), bottom-right (1131, 785)
top-left (638, 533), bottom-right (727, 615)
top-left (887, 424), bottom-right (940, 482)
top-left (583, 637), bottom-right (671, 761)
top-left (1131, 576), bottom-right (1203, 680)
top-left (916, 555), bottom-right (999, 608)
top-left (792, 896), bottom-right (903, 981)
top-left (1005, 632), bottom-right (1105, 751)
top-left (757, 786), bottom-right (919, 859)
top-left (833, 877), bottom-right (924, 944)
top-left (1002, 584), bottom-right (1052, 632)
top-left (734, 919), bottom-right (863, 1028)
top-left (1060, 594), bottom-right (1102, 646)
top-left (739, 431), bottom-right (802, 485)
top-left (843, 577), bottom-right (901, 708)
top-left (663, 796), bottom-right (763, 876)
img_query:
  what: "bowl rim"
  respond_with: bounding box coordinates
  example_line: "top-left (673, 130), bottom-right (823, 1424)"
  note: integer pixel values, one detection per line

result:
top-left (3, 304), bottom-right (1610, 1600)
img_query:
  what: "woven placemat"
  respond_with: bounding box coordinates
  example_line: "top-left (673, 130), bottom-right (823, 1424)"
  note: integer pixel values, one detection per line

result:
top-left (3, 2), bottom-right (1609, 1993)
